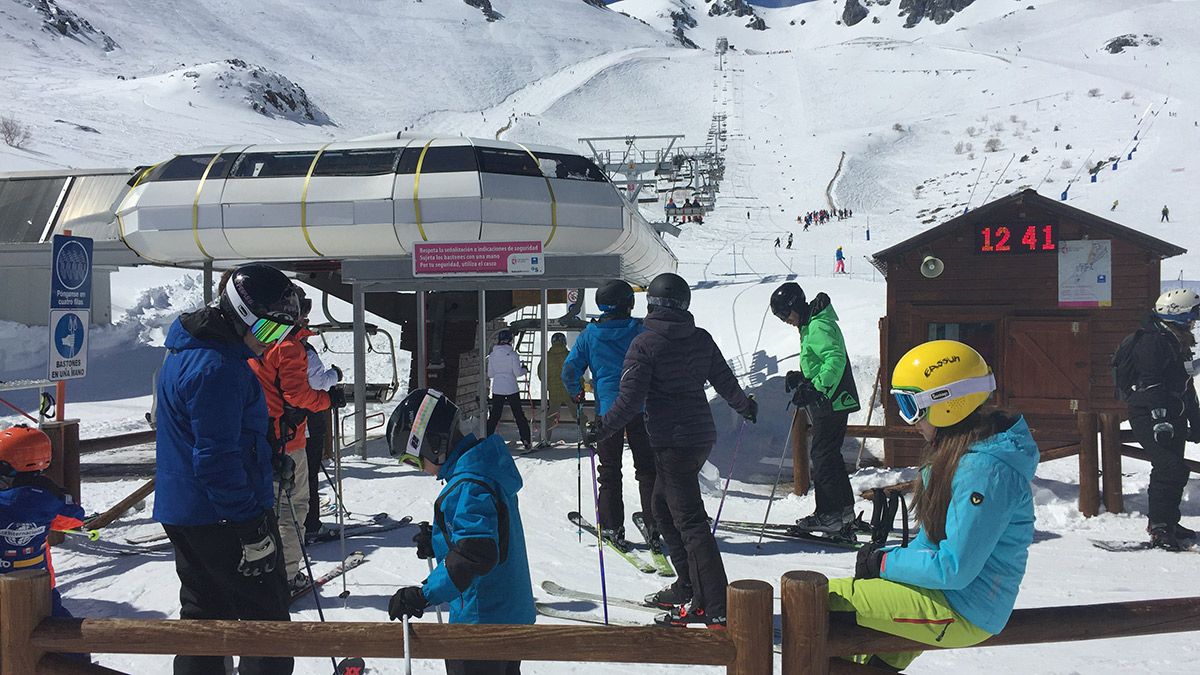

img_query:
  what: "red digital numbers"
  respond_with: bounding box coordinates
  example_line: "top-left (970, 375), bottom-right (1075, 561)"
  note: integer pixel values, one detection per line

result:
top-left (977, 224), bottom-right (1056, 253)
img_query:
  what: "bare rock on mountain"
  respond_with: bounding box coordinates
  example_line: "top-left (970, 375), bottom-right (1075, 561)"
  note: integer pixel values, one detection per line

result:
top-left (463, 0), bottom-right (502, 22)
top-left (843, 0), bottom-right (870, 27)
top-left (1104, 33), bottom-right (1161, 54)
top-left (897, 0), bottom-right (976, 27)
top-left (580, 0), bottom-right (608, 7)
top-left (15, 0), bottom-right (118, 51)
top-left (670, 8), bottom-right (699, 49)
top-left (707, 0), bottom-right (766, 29)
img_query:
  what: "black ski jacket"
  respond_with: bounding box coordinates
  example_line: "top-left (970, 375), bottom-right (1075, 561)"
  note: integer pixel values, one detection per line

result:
top-left (598, 306), bottom-right (752, 448)
top-left (1126, 316), bottom-right (1200, 428)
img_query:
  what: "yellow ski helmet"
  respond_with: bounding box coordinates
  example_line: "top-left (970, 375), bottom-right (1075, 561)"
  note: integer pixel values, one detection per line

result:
top-left (890, 340), bottom-right (996, 428)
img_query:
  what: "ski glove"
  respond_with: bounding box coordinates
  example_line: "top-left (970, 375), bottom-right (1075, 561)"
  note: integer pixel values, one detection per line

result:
top-left (784, 370), bottom-right (808, 393)
top-left (1151, 408), bottom-right (1175, 444)
top-left (854, 543), bottom-right (885, 580)
top-left (413, 521), bottom-right (436, 560)
top-left (233, 514), bottom-right (278, 577)
top-left (388, 586), bottom-right (428, 620)
top-left (742, 395), bottom-right (758, 424)
top-left (331, 364), bottom-right (344, 382)
top-left (328, 385), bottom-right (348, 410)
top-left (272, 452), bottom-right (296, 493)
top-left (583, 419), bottom-right (604, 447)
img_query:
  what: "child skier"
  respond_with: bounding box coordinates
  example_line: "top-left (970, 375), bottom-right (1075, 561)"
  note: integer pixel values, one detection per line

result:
top-left (0, 425), bottom-right (85, 618)
top-left (830, 340), bottom-right (1036, 670)
top-left (387, 389), bottom-right (535, 675)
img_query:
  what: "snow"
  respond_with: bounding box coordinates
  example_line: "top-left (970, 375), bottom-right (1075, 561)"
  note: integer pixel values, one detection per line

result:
top-left (5, 0), bottom-right (1200, 672)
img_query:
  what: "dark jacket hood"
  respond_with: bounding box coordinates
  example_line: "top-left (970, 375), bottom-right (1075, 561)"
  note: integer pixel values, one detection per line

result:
top-left (805, 292), bottom-right (835, 326)
top-left (169, 307), bottom-right (255, 360)
top-left (644, 306), bottom-right (696, 340)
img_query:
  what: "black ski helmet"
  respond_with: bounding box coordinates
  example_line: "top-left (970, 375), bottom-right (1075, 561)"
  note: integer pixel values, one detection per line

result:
top-left (770, 282), bottom-right (807, 323)
top-left (387, 388), bottom-right (462, 467)
top-left (595, 279), bottom-right (635, 314)
top-left (551, 332), bottom-right (567, 346)
top-left (219, 264), bottom-right (301, 342)
top-left (497, 329), bottom-right (514, 345)
top-left (646, 272), bottom-right (691, 311)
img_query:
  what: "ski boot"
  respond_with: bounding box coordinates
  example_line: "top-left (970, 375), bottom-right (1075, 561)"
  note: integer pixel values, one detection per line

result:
top-left (633, 512), bottom-right (665, 553)
top-left (794, 506), bottom-right (855, 534)
top-left (600, 526), bottom-right (632, 552)
top-left (288, 571), bottom-right (312, 595)
top-left (1175, 522), bottom-right (1197, 540)
top-left (645, 581), bottom-right (692, 610)
top-left (655, 602), bottom-right (726, 629)
top-left (1149, 523), bottom-right (1185, 552)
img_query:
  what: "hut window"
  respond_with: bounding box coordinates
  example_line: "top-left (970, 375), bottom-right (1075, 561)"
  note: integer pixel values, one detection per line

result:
top-left (927, 322), bottom-right (997, 365)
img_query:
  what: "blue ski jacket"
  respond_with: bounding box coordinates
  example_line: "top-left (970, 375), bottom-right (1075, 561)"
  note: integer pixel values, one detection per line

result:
top-left (561, 317), bottom-right (644, 415)
top-left (423, 433), bottom-right (535, 625)
top-left (153, 309), bottom-right (274, 526)
top-left (880, 415), bottom-right (1038, 635)
top-left (0, 477), bottom-right (84, 585)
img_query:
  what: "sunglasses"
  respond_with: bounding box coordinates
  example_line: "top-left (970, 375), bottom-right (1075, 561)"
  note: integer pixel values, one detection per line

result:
top-left (890, 373), bottom-right (996, 425)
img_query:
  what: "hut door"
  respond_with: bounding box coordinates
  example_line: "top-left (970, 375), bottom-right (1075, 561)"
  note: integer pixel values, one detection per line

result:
top-left (1002, 318), bottom-right (1091, 414)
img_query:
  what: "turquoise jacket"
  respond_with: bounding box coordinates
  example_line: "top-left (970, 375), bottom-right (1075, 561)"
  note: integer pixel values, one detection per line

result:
top-left (561, 317), bottom-right (644, 415)
top-left (422, 433), bottom-right (535, 625)
top-left (880, 415), bottom-right (1038, 635)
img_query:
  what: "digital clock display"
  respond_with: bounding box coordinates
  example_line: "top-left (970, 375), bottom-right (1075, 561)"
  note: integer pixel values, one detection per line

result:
top-left (975, 224), bottom-right (1058, 253)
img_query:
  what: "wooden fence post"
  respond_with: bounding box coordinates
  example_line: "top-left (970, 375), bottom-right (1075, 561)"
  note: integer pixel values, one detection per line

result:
top-left (728, 580), bottom-right (774, 675)
top-left (781, 571), bottom-right (828, 675)
top-left (792, 411), bottom-right (810, 496)
top-left (1099, 413), bottom-right (1123, 514)
top-left (0, 570), bottom-right (51, 672)
top-left (1077, 412), bottom-right (1099, 517)
top-left (42, 420), bottom-right (81, 504)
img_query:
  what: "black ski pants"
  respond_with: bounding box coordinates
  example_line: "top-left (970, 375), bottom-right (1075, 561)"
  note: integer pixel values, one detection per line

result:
top-left (652, 444), bottom-right (728, 618)
top-left (596, 413), bottom-right (655, 532)
top-left (487, 393), bottom-right (531, 446)
top-left (164, 512), bottom-right (292, 675)
top-left (446, 659), bottom-right (521, 674)
top-left (1131, 412), bottom-right (1189, 526)
top-left (304, 410), bottom-right (327, 533)
top-left (810, 408), bottom-right (854, 515)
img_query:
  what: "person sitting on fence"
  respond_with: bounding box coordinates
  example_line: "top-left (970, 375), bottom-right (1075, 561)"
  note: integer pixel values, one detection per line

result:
top-left (0, 425), bottom-right (85, 619)
top-left (387, 389), bottom-right (534, 675)
top-left (829, 340), bottom-right (1037, 671)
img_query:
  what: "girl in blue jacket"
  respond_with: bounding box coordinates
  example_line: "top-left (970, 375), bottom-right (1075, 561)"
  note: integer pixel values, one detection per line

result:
top-left (836, 340), bottom-right (1037, 670)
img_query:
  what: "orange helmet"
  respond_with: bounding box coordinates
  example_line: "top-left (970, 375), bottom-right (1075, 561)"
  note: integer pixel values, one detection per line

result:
top-left (0, 425), bottom-right (52, 474)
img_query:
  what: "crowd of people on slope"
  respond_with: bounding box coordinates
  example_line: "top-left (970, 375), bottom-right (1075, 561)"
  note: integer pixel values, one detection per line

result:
top-left (799, 207), bottom-right (853, 231)
top-left (7, 259), bottom-right (1200, 673)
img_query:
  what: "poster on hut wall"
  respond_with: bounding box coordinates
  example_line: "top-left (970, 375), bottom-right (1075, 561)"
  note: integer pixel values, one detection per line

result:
top-left (1058, 239), bottom-right (1112, 308)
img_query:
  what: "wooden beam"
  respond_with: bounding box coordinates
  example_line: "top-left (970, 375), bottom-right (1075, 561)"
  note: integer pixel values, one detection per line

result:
top-left (1038, 444), bottom-right (1080, 463)
top-left (84, 479), bottom-right (155, 530)
top-left (727, 580), bottom-right (773, 675)
top-left (781, 571), bottom-right (828, 675)
top-left (858, 443), bottom-right (1081, 501)
top-left (0, 570), bottom-right (51, 673)
top-left (827, 596), bottom-right (1200, 656)
top-left (843, 425), bottom-right (921, 440)
top-left (1099, 413), bottom-right (1124, 514)
top-left (1122, 445), bottom-right (1200, 475)
top-left (78, 431), bottom-right (155, 455)
top-left (31, 619), bottom-right (735, 666)
top-left (1077, 412), bottom-right (1099, 517)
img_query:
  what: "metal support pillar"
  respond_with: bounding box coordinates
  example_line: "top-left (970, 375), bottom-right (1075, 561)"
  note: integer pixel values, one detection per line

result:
top-left (416, 289), bottom-right (428, 389)
top-left (353, 282), bottom-right (368, 457)
top-left (477, 290), bottom-right (487, 438)
top-left (203, 261), bottom-right (213, 305)
top-left (539, 289), bottom-right (549, 447)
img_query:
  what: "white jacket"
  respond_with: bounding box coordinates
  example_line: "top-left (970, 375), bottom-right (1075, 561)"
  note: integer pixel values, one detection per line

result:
top-left (487, 344), bottom-right (526, 396)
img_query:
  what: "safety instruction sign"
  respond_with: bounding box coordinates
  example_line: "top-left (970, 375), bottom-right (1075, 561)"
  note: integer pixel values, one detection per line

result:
top-left (48, 234), bottom-right (92, 380)
top-left (1058, 239), bottom-right (1112, 308)
top-left (413, 241), bottom-right (544, 276)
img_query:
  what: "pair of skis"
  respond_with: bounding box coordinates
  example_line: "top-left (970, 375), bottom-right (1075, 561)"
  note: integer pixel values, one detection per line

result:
top-left (714, 519), bottom-right (862, 550)
top-left (116, 513), bottom-right (411, 553)
top-left (290, 551), bottom-right (367, 604)
top-left (567, 512), bottom-right (674, 577)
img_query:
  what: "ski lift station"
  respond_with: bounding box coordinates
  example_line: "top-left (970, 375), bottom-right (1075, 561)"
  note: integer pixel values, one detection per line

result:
top-left (871, 189), bottom-right (1185, 468)
top-left (0, 134), bottom-right (679, 449)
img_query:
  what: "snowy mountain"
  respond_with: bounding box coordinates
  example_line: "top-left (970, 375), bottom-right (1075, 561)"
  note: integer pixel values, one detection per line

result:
top-left (5, 1), bottom-right (1200, 672)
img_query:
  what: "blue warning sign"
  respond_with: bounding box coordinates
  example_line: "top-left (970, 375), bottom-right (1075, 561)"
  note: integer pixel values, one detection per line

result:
top-left (50, 234), bottom-right (92, 311)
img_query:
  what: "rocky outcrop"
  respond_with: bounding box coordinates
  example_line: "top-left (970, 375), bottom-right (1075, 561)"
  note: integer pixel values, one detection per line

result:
top-left (707, 0), bottom-right (766, 30)
top-left (463, 0), bottom-right (501, 22)
top-left (670, 9), bottom-right (699, 49)
top-left (843, 0), bottom-right (870, 27)
top-left (15, 0), bottom-right (118, 51)
top-left (580, 0), bottom-right (608, 7)
top-left (896, 0), bottom-right (976, 27)
top-left (1104, 33), bottom-right (1161, 54)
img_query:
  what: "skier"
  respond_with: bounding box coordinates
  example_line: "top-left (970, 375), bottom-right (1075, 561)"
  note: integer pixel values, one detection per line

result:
top-left (1118, 289), bottom-right (1200, 550)
top-left (830, 340), bottom-right (1035, 670)
top-left (1112, 199), bottom-right (1119, 211)
top-left (561, 279), bottom-right (656, 548)
top-left (0, 425), bottom-right (85, 618)
top-left (770, 282), bottom-right (859, 534)
top-left (155, 263), bottom-right (298, 675)
top-left (299, 293), bottom-right (344, 541)
top-left (835, 246), bottom-right (847, 274)
top-left (787, 232), bottom-right (793, 249)
top-left (1162, 205), bottom-right (1170, 223)
top-left (387, 389), bottom-right (535, 675)
top-left (248, 286), bottom-right (341, 594)
top-left (775, 237), bottom-right (781, 248)
top-left (537, 332), bottom-right (576, 442)
top-left (487, 329), bottom-right (532, 451)
top-left (587, 273), bottom-right (757, 628)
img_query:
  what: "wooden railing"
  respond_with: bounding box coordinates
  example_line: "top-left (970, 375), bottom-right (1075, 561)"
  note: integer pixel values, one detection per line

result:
top-left (0, 571), bottom-right (772, 675)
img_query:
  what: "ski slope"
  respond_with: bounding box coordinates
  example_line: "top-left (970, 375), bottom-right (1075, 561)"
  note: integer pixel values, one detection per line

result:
top-left (6, 0), bottom-right (1200, 672)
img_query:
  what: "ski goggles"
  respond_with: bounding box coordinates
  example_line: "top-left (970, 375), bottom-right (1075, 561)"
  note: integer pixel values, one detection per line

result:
top-left (224, 282), bottom-right (296, 344)
top-left (249, 316), bottom-right (294, 344)
top-left (890, 373), bottom-right (996, 425)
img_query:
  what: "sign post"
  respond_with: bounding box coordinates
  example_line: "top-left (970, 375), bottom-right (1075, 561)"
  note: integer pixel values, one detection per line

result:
top-left (48, 234), bottom-right (92, 383)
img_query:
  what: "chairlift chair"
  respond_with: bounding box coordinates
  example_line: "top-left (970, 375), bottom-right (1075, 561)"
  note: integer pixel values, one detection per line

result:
top-left (308, 322), bottom-right (401, 404)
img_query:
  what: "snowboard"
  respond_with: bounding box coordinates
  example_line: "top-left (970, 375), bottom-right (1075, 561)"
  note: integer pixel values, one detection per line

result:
top-left (631, 512), bottom-right (676, 577)
top-left (567, 512), bottom-right (657, 574)
top-left (291, 551), bottom-right (367, 604)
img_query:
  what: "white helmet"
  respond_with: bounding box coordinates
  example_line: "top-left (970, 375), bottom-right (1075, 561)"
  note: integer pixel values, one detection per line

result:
top-left (1154, 288), bottom-right (1200, 324)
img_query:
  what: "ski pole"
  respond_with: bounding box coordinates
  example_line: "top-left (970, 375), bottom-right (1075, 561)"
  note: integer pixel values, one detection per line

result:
top-left (62, 528), bottom-right (100, 541)
top-left (576, 400), bottom-right (585, 542)
top-left (332, 403), bottom-right (349, 600)
top-left (402, 613), bottom-right (412, 675)
top-left (587, 446), bottom-right (610, 625)
top-left (284, 484), bottom-right (340, 673)
top-left (426, 556), bottom-right (443, 623)
top-left (320, 462), bottom-right (351, 519)
top-left (756, 405), bottom-right (798, 552)
top-left (712, 417), bottom-right (748, 535)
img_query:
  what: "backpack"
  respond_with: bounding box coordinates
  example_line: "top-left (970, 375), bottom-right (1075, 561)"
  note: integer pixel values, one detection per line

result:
top-left (1111, 329), bottom-right (1144, 401)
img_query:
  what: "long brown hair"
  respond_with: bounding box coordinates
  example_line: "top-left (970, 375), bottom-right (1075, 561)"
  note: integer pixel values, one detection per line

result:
top-left (912, 407), bottom-right (1009, 542)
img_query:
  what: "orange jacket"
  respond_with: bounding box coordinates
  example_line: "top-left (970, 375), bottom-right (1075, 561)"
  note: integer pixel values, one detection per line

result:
top-left (248, 328), bottom-right (331, 453)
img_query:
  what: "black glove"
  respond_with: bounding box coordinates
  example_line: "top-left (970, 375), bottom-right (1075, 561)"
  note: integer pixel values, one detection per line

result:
top-left (583, 419), bottom-right (603, 447)
top-left (791, 379), bottom-right (821, 408)
top-left (742, 396), bottom-right (758, 424)
top-left (572, 390), bottom-right (587, 405)
top-left (272, 452), bottom-right (296, 493)
top-left (328, 385), bottom-right (347, 409)
top-left (388, 586), bottom-right (428, 620)
top-left (331, 364), bottom-right (344, 382)
top-left (232, 514), bottom-right (278, 577)
top-left (854, 543), bottom-right (885, 580)
top-left (784, 370), bottom-right (806, 393)
top-left (1151, 408), bottom-right (1175, 445)
top-left (413, 521), bottom-right (435, 560)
